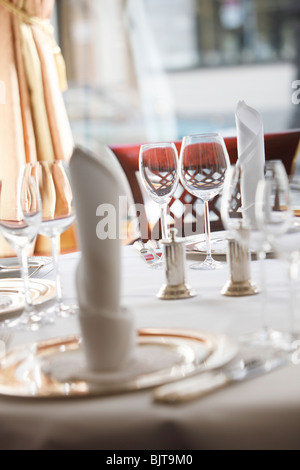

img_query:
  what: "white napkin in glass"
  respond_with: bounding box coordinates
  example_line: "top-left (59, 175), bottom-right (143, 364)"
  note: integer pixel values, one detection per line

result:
top-left (235, 100), bottom-right (265, 224)
top-left (70, 145), bottom-right (136, 372)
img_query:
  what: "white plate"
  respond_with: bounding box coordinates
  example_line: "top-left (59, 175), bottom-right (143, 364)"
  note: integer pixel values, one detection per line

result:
top-left (0, 292), bottom-right (25, 317)
top-left (186, 231), bottom-right (229, 260)
top-left (186, 231), bottom-right (274, 260)
top-left (140, 328), bottom-right (238, 372)
top-left (0, 257), bottom-right (52, 278)
top-left (0, 278), bottom-right (56, 319)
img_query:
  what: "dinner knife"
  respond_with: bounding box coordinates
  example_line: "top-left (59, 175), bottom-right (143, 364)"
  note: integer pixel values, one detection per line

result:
top-left (153, 356), bottom-right (286, 404)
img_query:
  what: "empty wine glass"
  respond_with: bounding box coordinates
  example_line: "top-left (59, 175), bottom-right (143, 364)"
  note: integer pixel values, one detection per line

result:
top-left (0, 167), bottom-right (42, 331)
top-left (35, 160), bottom-right (77, 318)
top-left (256, 163), bottom-right (296, 351)
top-left (179, 133), bottom-right (230, 270)
top-left (139, 142), bottom-right (179, 244)
top-left (221, 159), bottom-right (291, 345)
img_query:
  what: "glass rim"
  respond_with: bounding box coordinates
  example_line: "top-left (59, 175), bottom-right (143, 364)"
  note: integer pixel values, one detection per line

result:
top-left (139, 142), bottom-right (177, 150)
top-left (182, 132), bottom-right (221, 139)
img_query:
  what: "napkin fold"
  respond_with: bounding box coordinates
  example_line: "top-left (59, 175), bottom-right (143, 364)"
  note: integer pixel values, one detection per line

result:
top-left (70, 145), bottom-right (136, 372)
top-left (235, 101), bottom-right (265, 224)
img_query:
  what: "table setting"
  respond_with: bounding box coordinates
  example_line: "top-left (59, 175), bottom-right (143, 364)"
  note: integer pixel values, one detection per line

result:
top-left (0, 101), bottom-right (300, 450)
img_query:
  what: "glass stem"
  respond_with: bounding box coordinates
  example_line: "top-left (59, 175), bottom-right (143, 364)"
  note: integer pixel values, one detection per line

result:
top-left (204, 201), bottom-right (212, 259)
top-left (256, 250), bottom-right (268, 334)
top-left (160, 204), bottom-right (168, 240)
top-left (18, 246), bottom-right (32, 311)
top-left (288, 253), bottom-right (299, 341)
top-left (51, 234), bottom-right (63, 305)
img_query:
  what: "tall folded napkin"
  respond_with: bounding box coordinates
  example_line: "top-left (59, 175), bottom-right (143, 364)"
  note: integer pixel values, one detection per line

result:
top-left (70, 145), bottom-right (136, 372)
top-left (235, 100), bottom-right (265, 224)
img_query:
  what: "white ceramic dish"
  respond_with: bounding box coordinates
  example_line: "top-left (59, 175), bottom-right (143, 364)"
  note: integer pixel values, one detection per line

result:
top-left (0, 278), bottom-right (56, 319)
top-left (0, 257), bottom-right (52, 278)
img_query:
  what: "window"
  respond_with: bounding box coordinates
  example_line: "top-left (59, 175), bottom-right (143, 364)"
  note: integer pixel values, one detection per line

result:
top-left (56, 0), bottom-right (300, 146)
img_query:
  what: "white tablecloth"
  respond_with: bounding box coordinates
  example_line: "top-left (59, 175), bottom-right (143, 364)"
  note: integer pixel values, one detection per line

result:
top-left (1, 247), bottom-right (300, 450)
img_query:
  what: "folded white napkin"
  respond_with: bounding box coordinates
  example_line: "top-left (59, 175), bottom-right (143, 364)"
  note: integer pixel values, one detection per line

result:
top-left (235, 101), bottom-right (265, 224)
top-left (70, 145), bottom-right (136, 372)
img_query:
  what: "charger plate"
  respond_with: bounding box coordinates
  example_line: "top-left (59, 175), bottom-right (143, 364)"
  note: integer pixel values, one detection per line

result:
top-left (0, 279), bottom-right (56, 319)
top-left (0, 328), bottom-right (238, 399)
top-left (0, 257), bottom-right (51, 278)
top-left (186, 231), bottom-right (229, 261)
top-left (185, 231), bottom-right (274, 261)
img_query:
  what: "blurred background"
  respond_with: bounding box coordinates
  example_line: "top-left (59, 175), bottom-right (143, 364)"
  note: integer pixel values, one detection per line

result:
top-left (52, 0), bottom-right (300, 147)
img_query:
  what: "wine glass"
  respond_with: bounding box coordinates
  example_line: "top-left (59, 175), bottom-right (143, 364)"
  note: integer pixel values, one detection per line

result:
top-left (0, 167), bottom-right (42, 331)
top-left (139, 142), bottom-right (179, 245)
top-left (221, 159), bottom-right (291, 345)
top-left (256, 163), bottom-right (297, 351)
top-left (35, 160), bottom-right (77, 318)
top-left (179, 133), bottom-right (230, 270)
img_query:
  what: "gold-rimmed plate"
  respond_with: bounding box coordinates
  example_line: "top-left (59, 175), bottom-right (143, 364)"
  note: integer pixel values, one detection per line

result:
top-left (0, 257), bottom-right (52, 278)
top-left (185, 231), bottom-right (274, 260)
top-left (0, 328), bottom-right (238, 399)
top-left (0, 278), bottom-right (56, 319)
top-left (186, 231), bottom-right (229, 261)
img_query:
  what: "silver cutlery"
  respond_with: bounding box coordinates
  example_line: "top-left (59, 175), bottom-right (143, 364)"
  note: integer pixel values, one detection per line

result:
top-left (153, 355), bottom-right (286, 404)
top-left (134, 240), bottom-right (163, 267)
top-left (28, 264), bottom-right (45, 278)
top-left (0, 262), bottom-right (44, 272)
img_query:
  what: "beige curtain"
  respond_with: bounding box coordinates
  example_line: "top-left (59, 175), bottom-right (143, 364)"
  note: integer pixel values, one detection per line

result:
top-left (0, 0), bottom-right (76, 256)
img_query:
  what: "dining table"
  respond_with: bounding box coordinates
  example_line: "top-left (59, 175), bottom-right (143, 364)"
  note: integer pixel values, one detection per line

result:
top-left (0, 242), bottom-right (300, 451)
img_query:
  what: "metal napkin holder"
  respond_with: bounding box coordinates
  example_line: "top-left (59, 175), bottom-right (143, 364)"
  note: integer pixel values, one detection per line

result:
top-left (157, 229), bottom-right (197, 300)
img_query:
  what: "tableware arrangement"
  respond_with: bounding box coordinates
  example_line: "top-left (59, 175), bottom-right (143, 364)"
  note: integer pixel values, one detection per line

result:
top-left (185, 231), bottom-right (229, 260)
top-left (221, 101), bottom-right (277, 344)
top-left (0, 167), bottom-right (43, 330)
top-left (0, 103), bottom-right (294, 405)
top-left (153, 354), bottom-right (286, 404)
top-left (157, 228), bottom-right (197, 300)
top-left (133, 240), bottom-right (164, 268)
top-left (0, 256), bottom-right (52, 278)
top-left (256, 164), bottom-right (298, 351)
top-left (222, 160), bottom-right (291, 345)
top-left (139, 142), bottom-right (179, 244)
top-left (33, 161), bottom-right (77, 318)
top-left (70, 146), bottom-right (135, 372)
top-left (221, 237), bottom-right (259, 297)
top-left (0, 278), bottom-right (56, 320)
top-left (179, 133), bottom-right (230, 270)
top-left (0, 328), bottom-right (238, 399)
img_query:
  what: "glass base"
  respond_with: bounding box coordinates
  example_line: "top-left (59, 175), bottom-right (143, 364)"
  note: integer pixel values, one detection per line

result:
top-left (270, 332), bottom-right (300, 354)
top-left (239, 327), bottom-right (284, 347)
top-left (190, 256), bottom-right (225, 271)
top-left (47, 302), bottom-right (79, 320)
top-left (57, 302), bottom-right (79, 318)
top-left (0, 296), bottom-right (13, 309)
top-left (2, 308), bottom-right (55, 332)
